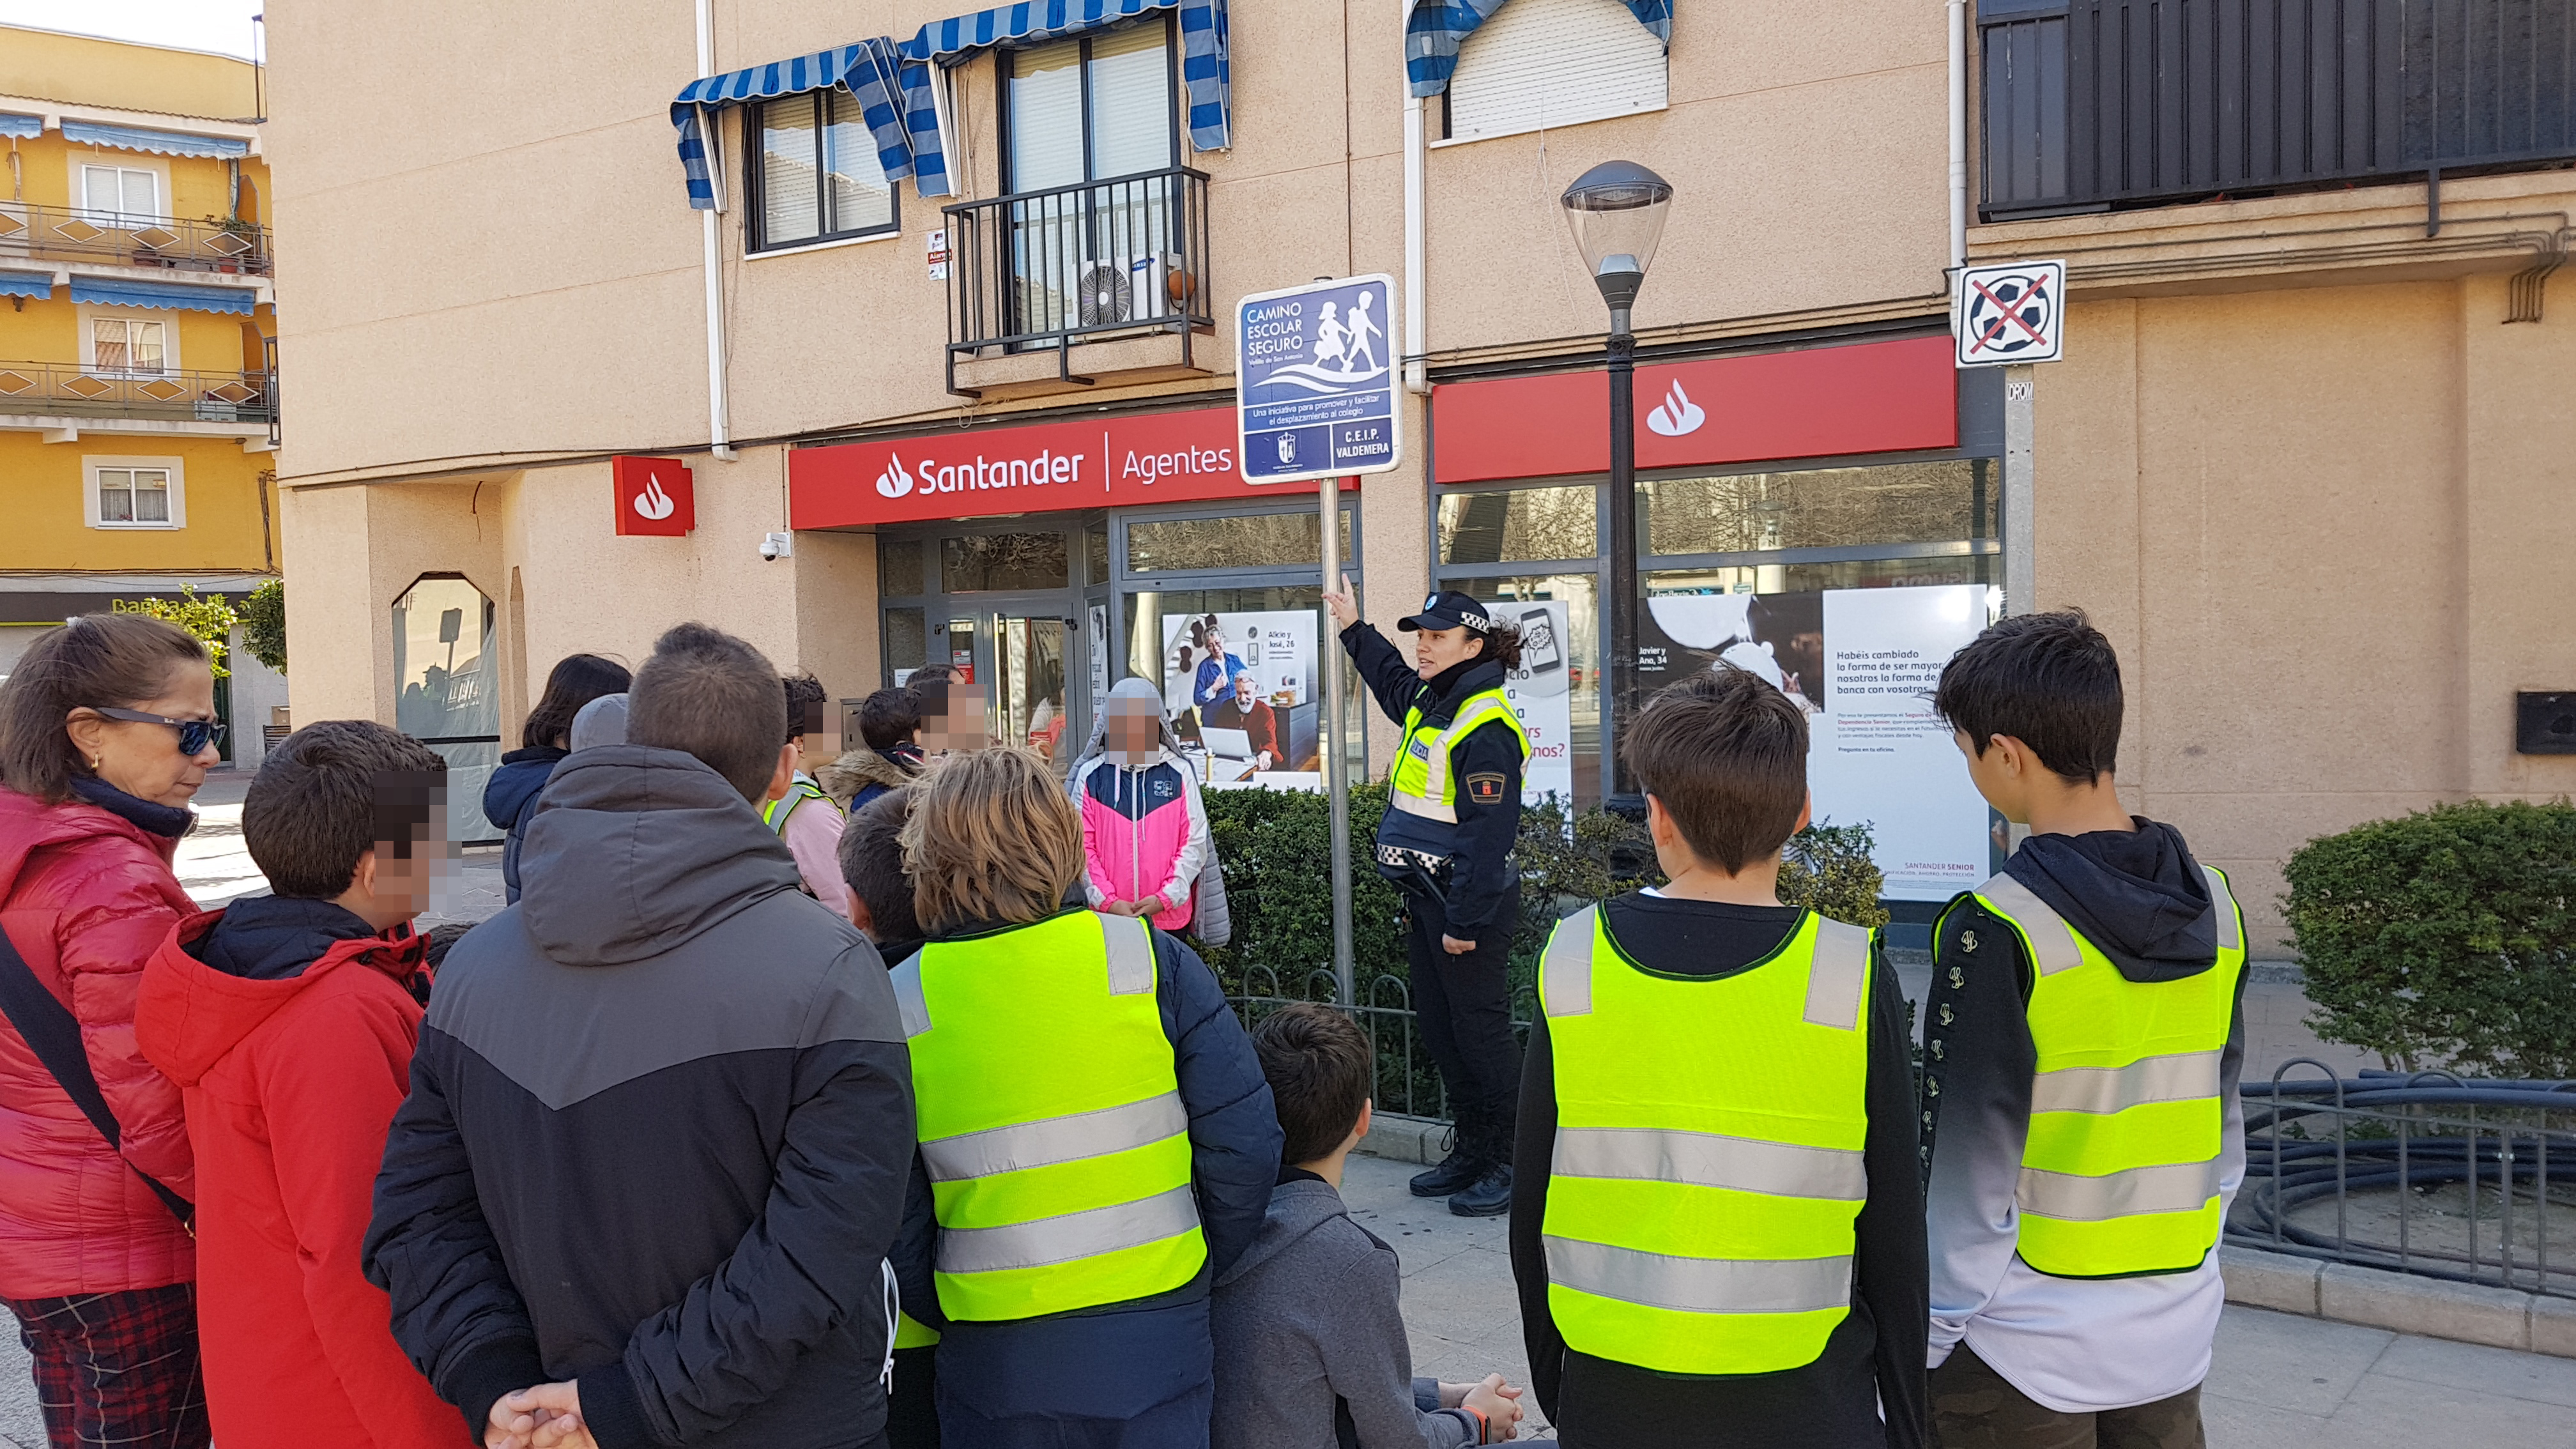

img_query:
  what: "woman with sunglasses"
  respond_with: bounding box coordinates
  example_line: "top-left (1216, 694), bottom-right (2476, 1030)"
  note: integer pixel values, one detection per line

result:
top-left (0, 613), bottom-right (218, 1449)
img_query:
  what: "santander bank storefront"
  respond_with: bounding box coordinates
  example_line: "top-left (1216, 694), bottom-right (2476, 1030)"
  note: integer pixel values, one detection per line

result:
top-left (790, 404), bottom-right (1362, 777)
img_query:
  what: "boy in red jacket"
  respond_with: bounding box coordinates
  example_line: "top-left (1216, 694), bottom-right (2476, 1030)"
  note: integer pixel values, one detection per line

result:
top-left (137, 720), bottom-right (457, 1449)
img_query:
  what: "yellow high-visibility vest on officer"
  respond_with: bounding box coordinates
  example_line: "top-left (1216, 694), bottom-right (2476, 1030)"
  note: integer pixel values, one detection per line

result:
top-left (1330, 585), bottom-right (1534, 1218)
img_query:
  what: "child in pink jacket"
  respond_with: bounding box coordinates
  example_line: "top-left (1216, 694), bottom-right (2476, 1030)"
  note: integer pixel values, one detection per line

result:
top-left (1068, 678), bottom-right (1211, 931)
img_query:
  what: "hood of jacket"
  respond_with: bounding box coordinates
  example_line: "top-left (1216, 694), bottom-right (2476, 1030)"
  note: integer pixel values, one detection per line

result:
top-left (514, 744), bottom-right (804, 967)
top-left (816, 747), bottom-right (917, 806)
top-left (187, 894), bottom-right (383, 981)
top-left (2004, 816), bottom-right (2218, 983)
top-left (1214, 1177), bottom-right (1349, 1290)
top-left (483, 746), bottom-right (569, 832)
top-left (139, 908), bottom-right (425, 1087)
top-left (0, 784), bottom-right (180, 902)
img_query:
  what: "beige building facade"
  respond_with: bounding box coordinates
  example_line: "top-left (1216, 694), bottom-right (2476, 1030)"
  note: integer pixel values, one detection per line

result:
top-left (264, 0), bottom-right (2575, 949)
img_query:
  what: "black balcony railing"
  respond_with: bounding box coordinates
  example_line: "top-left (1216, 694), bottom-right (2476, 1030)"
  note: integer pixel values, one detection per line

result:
top-left (0, 360), bottom-right (277, 425)
top-left (1981, 0), bottom-right (2576, 218)
top-left (0, 202), bottom-right (273, 276)
top-left (942, 166), bottom-right (1213, 395)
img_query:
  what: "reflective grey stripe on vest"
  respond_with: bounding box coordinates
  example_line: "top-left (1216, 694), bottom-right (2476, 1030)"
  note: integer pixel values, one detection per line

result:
top-left (920, 1091), bottom-right (1188, 1184)
top-left (2204, 866), bottom-right (2242, 951)
top-left (1388, 790), bottom-right (1457, 824)
top-left (1802, 919), bottom-right (1872, 1030)
top-left (1101, 913), bottom-right (1156, 996)
top-left (1544, 1236), bottom-right (1852, 1316)
top-left (1413, 697), bottom-right (1519, 805)
top-left (1554, 1126), bottom-right (1866, 1202)
top-left (936, 1182), bottom-right (1200, 1275)
top-left (1539, 907), bottom-right (1598, 1018)
top-left (2016, 1157), bottom-right (2225, 1222)
top-left (1977, 873), bottom-right (2083, 976)
top-left (891, 954), bottom-right (930, 1039)
top-left (2030, 1049), bottom-right (2222, 1116)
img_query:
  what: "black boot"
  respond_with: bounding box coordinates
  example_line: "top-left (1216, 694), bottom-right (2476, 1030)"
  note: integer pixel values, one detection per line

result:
top-left (1409, 1149), bottom-right (1485, 1198)
top-left (1448, 1161), bottom-right (1512, 1217)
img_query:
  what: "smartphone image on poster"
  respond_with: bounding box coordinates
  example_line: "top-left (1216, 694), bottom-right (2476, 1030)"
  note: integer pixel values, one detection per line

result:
top-left (1520, 608), bottom-right (1563, 675)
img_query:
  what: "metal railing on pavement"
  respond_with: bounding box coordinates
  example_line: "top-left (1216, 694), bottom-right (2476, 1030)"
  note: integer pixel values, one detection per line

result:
top-left (0, 201), bottom-right (272, 276)
top-left (2234, 1062), bottom-right (2576, 1299)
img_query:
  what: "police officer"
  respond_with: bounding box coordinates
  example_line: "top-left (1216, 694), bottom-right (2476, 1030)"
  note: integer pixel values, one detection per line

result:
top-left (1326, 580), bottom-right (1530, 1216)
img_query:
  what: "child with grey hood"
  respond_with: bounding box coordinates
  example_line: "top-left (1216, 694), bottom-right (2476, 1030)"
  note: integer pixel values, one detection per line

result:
top-left (1213, 1004), bottom-right (1526, 1446)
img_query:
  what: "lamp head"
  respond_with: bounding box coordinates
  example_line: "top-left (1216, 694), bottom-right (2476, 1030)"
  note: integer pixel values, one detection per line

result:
top-left (1560, 160), bottom-right (1672, 318)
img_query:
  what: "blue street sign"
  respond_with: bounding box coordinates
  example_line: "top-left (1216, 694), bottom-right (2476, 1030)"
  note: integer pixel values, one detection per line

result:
top-left (1236, 273), bottom-right (1402, 484)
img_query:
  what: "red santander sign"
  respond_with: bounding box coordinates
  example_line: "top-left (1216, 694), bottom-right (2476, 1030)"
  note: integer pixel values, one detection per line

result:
top-left (1432, 335), bottom-right (1957, 484)
top-left (790, 407), bottom-right (1340, 529)
top-left (614, 455), bottom-right (695, 536)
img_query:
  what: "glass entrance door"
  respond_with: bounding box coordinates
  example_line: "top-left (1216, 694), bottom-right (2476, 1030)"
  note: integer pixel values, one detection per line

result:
top-left (983, 613), bottom-right (1073, 765)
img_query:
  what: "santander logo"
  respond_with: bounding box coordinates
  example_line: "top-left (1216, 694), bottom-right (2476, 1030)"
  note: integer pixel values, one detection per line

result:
top-left (875, 456), bottom-right (916, 499)
top-left (632, 474), bottom-right (677, 521)
top-left (1646, 379), bottom-right (1706, 437)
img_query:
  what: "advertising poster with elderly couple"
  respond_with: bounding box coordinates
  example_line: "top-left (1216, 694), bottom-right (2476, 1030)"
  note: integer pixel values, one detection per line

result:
top-left (1636, 583), bottom-right (2004, 900)
top-left (1160, 612), bottom-right (1323, 783)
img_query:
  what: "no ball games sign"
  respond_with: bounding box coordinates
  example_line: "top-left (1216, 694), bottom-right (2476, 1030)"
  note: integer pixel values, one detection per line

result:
top-left (1236, 273), bottom-right (1402, 484)
top-left (1954, 259), bottom-right (2066, 367)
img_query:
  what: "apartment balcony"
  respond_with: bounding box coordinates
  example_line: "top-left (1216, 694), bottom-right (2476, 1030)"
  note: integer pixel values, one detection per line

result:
top-left (0, 360), bottom-right (277, 450)
top-left (1980, 0), bottom-right (2576, 220)
top-left (944, 166), bottom-right (1214, 399)
top-left (0, 202), bottom-right (272, 277)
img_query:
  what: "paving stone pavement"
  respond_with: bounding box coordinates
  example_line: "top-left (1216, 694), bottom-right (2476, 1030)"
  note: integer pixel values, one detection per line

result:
top-left (1343, 1151), bottom-right (2576, 1445)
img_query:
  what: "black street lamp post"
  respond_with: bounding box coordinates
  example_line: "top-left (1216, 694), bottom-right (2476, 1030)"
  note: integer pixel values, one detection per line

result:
top-left (1560, 161), bottom-right (1672, 799)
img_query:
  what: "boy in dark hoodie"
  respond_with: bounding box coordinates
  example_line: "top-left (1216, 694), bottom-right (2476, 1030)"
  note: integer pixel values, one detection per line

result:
top-left (1214, 1004), bottom-right (1523, 1449)
top-left (1922, 610), bottom-right (2249, 1446)
top-left (135, 720), bottom-right (457, 1449)
top-left (822, 688), bottom-right (927, 813)
top-left (833, 789), bottom-right (937, 1449)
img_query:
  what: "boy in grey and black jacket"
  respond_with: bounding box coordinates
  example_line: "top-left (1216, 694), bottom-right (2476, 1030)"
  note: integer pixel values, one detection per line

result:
top-left (1213, 1005), bottom-right (1523, 1448)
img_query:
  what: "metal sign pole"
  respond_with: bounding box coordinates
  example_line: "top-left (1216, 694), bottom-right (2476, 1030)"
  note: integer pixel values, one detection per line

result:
top-left (2003, 364), bottom-right (2035, 617)
top-left (1322, 475), bottom-right (1356, 1006)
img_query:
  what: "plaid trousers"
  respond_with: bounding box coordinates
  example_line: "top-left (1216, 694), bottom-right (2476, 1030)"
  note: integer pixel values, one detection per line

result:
top-left (3, 1285), bottom-right (208, 1449)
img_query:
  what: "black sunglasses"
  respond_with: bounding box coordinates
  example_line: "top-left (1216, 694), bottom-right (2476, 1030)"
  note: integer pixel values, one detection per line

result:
top-left (89, 707), bottom-right (227, 756)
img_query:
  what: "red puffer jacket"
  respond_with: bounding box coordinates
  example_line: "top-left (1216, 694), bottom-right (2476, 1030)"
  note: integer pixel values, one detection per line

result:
top-left (138, 910), bottom-right (454, 1449)
top-left (0, 786), bottom-right (197, 1299)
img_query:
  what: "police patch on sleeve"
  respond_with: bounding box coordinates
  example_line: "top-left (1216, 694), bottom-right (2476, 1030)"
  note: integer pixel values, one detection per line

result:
top-left (1465, 772), bottom-right (1507, 805)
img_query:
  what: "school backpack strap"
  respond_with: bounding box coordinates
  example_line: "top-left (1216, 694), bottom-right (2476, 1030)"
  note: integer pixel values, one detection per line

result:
top-left (0, 921), bottom-right (193, 1227)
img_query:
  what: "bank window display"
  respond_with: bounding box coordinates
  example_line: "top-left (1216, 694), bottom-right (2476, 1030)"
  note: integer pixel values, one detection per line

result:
top-left (1636, 457), bottom-right (2004, 903)
top-left (391, 573), bottom-right (500, 845)
top-left (1438, 484), bottom-right (1597, 565)
top-left (748, 89), bottom-right (898, 251)
top-left (876, 503), bottom-right (1363, 786)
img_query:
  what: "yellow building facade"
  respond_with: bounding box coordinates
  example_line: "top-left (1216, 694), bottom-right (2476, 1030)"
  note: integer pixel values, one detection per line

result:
top-left (0, 25), bottom-right (284, 761)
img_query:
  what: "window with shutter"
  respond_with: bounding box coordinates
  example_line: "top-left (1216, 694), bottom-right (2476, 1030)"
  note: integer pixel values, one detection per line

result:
top-left (80, 164), bottom-right (162, 225)
top-left (1002, 20), bottom-right (1176, 193)
top-left (748, 89), bottom-right (899, 252)
top-left (1445, 0), bottom-right (1669, 144)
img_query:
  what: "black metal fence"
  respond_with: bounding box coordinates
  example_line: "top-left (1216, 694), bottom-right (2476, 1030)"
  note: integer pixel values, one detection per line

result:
top-left (2234, 1062), bottom-right (2576, 1297)
top-left (1981, 0), bottom-right (2576, 217)
top-left (1227, 966), bottom-right (1542, 1123)
top-left (942, 165), bottom-right (1213, 394)
top-left (0, 201), bottom-right (272, 275)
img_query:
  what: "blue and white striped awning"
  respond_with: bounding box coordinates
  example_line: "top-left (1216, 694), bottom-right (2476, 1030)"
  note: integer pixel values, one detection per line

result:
top-left (1406, 0), bottom-right (1671, 98)
top-left (61, 119), bottom-right (250, 159)
top-left (69, 277), bottom-right (256, 315)
top-left (0, 272), bottom-right (51, 300)
top-left (671, 37), bottom-right (921, 210)
top-left (0, 114), bottom-right (40, 141)
top-left (900, 0), bottom-right (1232, 195)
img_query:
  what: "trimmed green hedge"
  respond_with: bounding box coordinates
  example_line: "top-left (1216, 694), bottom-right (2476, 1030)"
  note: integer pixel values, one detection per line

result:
top-left (1198, 785), bottom-right (1889, 995)
top-left (2284, 799), bottom-right (2576, 1078)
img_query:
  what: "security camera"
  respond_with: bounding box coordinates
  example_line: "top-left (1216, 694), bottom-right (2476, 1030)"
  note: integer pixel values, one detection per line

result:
top-left (759, 530), bottom-right (792, 562)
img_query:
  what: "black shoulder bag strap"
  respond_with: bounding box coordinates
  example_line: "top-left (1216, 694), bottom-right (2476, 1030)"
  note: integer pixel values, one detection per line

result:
top-left (0, 924), bottom-right (194, 1226)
